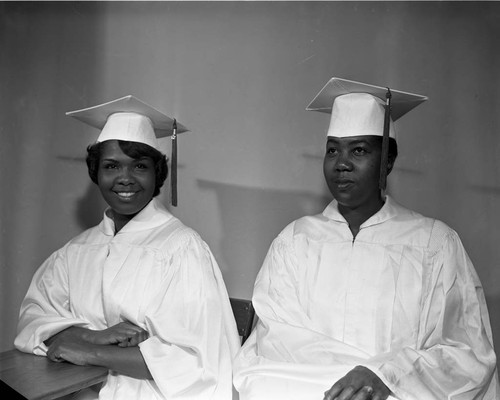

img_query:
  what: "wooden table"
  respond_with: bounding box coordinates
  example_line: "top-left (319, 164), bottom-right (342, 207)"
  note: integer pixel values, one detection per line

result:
top-left (0, 349), bottom-right (107, 400)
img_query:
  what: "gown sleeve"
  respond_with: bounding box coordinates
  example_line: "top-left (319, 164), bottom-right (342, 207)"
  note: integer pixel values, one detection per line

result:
top-left (367, 222), bottom-right (499, 400)
top-left (14, 246), bottom-right (91, 355)
top-left (139, 230), bottom-right (240, 400)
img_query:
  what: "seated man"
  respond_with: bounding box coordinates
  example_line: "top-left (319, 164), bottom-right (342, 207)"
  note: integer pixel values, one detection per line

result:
top-left (233, 78), bottom-right (499, 400)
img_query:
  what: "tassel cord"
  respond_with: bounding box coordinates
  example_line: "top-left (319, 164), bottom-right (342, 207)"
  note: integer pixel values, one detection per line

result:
top-left (171, 119), bottom-right (178, 207)
top-left (379, 88), bottom-right (392, 191)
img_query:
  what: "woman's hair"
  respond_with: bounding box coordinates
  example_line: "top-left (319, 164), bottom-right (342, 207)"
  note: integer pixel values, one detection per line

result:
top-left (374, 136), bottom-right (398, 160)
top-left (86, 140), bottom-right (168, 197)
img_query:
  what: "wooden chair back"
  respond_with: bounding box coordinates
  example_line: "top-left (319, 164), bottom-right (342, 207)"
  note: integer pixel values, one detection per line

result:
top-left (230, 298), bottom-right (255, 344)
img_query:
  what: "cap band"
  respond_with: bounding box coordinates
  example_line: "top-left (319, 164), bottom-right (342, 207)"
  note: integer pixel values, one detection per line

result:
top-left (327, 93), bottom-right (395, 138)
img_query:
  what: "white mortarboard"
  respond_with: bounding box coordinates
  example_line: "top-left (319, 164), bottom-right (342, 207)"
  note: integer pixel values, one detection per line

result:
top-left (306, 77), bottom-right (428, 189)
top-left (66, 95), bottom-right (188, 206)
top-left (306, 77), bottom-right (428, 138)
top-left (66, 95), bottom-right (188, 149)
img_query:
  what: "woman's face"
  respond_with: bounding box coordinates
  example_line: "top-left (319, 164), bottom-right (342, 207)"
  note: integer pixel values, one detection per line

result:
top-left (323, 135), bottom-right (384, 211)
top-left (97, 140), bottom-right (156, 220)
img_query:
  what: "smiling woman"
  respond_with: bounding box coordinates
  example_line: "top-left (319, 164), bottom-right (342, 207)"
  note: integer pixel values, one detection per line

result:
top-left (87, 140), bottom-right (163, 232)
top-left (14, 96), bottom-right (240, 400)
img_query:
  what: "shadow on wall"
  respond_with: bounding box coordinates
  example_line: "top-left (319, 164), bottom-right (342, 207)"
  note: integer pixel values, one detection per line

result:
top-left (486, 294), bottom-right (500, 344)
top-left (468, 184), bottom-right (500, 196)
top-left (198, 179), bottom-right (331, 296)
top-left (75, 183), bottom-right (107, 231)
top-left (55, 155), bottom-right (106, 231)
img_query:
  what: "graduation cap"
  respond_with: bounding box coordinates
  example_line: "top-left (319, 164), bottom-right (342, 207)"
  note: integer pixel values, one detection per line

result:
top-left (66, 95), bottom-right (188, 206)
top-left (306, 77), bottom-right (428, 190)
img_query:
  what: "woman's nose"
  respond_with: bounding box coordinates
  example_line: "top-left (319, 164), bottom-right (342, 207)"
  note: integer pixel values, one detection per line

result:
top-left (117, 167), bottom-right (134, 184)
top-left (335, 153), bottom-right (352, 171)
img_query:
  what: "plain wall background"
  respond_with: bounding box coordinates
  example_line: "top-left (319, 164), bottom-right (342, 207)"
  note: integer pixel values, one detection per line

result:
top-left (1, 1), bottom-right (499, 374)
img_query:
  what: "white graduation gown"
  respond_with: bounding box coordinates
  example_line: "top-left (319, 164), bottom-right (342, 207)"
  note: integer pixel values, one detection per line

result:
top-left (233, 196), bottom-right (499, 400)
top-left (15, 198), bottom-right (240, 399)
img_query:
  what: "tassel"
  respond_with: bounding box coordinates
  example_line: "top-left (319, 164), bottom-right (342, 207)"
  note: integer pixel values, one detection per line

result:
top-left (171, 119), bottom-right (178, 207)
top-left (379, 88), bottom-right (392, 191)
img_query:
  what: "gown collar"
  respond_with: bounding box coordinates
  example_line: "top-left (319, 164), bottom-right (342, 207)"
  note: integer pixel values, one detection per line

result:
top-left (100, 197), bottom-right (173, 236)
top-left (323, 195), bottom-right (399, 228)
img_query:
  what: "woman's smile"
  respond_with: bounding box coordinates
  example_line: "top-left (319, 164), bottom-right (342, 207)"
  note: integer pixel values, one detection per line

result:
top-left (114, 190), bottom-right (139, 200)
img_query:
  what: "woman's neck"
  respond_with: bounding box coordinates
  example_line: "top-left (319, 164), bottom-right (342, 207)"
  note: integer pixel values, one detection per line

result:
top-left (338, 195), bottom-right (385, 239)
top-left (110, 211), bottom-right (135, 234)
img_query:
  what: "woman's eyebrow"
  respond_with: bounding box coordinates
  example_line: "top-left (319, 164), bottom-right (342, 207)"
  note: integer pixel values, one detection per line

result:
top-left (349, 139), bottom-right (371, 145)
top-left (327, 138), bottom-right (370, 145)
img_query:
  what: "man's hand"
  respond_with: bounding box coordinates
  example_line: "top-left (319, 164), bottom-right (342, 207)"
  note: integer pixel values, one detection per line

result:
top-left (323, 366), bottom-right (391, 400)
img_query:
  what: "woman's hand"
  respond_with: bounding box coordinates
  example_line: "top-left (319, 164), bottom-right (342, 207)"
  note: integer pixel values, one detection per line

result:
top-left (323, 366), bottom-right (391, 400)
top-left (44, 322), bottom-right (148, 351)
top-left (45, 323), bottom-right (152, 379)
top-left (88, 322), bottom-right (149, 347)
top-left (46, 337), bottom-right (94, 365)
top-left (46, 330), bottom-right (153, 379)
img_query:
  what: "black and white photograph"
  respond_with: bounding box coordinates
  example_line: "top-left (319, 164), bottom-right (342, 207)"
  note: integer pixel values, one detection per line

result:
top-left (1, 1), bottom-right (499, 399)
